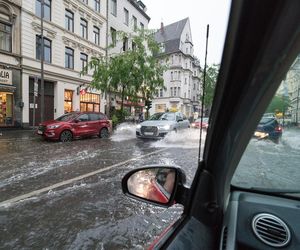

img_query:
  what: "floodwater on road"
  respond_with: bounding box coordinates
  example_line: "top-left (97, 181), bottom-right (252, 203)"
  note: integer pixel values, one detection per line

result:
top-left (0, 126), bottom-right (299, 249)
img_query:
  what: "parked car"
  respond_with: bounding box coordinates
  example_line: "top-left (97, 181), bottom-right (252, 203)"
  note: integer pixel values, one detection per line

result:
top-left (191, 117), bottom-right (209, 129)
top-left (37, 112), bottom-right (111, 142)
top-left (254, 117), bottom-right (282, 142)
top-left (122, 1), bottom-right (300, 249)
top-left (136, 112), bottom-right (190, 139)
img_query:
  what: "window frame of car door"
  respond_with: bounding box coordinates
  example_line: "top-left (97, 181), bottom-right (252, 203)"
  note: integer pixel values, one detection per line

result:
top-left (155, 1), bottom-right (300, 249)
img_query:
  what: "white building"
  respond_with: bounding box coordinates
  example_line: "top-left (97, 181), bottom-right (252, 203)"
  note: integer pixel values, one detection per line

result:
top-left (21, 0), bottom-right (107, 127)
top-left (107, 0), bottom-right (150, 116)
top-left (151, 18), bottom-right (201, 119)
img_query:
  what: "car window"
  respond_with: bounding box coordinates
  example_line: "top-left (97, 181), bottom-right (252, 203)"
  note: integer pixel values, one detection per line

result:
top-left (89, 113), bottom-right (100, 121)
top-left (56, 113), bottom-right (78, 121)
top-left (77, 114), bottom-right (89, 122)
top-left (232, 56), bottom-right (300, 193)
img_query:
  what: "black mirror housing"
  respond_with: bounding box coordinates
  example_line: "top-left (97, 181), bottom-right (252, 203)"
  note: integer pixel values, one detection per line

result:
top-left (122, 166), bottom-right (188, 207)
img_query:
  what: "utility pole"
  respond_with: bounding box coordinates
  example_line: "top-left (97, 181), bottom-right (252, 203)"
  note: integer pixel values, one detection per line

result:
top-left (40, 0), bottom-right (45, 123)
top-left (296, 86), bottom-right (300, 125)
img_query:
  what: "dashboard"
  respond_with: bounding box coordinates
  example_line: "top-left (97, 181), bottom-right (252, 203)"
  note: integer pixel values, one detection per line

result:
top-left (221, 191), bottom-right (300, 250)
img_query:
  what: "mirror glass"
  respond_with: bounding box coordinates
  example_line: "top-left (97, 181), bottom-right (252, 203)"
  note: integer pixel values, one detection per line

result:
top-left (127, 168), bottom-right (176, 204)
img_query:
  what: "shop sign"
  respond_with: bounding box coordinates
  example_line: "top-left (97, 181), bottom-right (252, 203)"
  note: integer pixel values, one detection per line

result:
top-left (0, 70), bottom-right (12, 85)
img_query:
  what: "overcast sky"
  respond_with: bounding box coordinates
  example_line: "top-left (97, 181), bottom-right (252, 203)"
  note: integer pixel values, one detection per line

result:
top-left (142, 0), bottom-right (231, 65)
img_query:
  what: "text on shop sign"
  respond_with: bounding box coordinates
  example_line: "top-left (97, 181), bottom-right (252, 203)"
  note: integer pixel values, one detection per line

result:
top-left (0, 70), bottom-right (12, 85)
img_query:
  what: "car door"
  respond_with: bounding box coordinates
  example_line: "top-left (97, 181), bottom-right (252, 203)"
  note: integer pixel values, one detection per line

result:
top-left (121, 1), bottom-right (300, 249)
top-left (73, 114), bottom-right (92, 136)
top-left (88, 113), bottom-right (101, 135)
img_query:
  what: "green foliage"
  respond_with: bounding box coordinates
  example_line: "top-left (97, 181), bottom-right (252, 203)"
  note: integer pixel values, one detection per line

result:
top-left (201, 64), bottom-right (219, 109)
top-left (82, 29), bottom-right (167, 119)
top-left (266, 95), bottom-right (291, 114)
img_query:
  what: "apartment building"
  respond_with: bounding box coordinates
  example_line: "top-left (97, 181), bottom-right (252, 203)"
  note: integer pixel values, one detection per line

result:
top-left (151, 18), bottom-right (201, 119)
top-left (21, 0), bottom-right (107, 126)
top-left (0, 0), bottom-right (22, 127)
top-left (107, 0), bottom-right (150, 116)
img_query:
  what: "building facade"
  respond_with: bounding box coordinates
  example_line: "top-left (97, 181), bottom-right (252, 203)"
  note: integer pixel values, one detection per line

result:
top-left (285, 55), bottom-right (300, 125)
top-left (107, 0), bottom-right (150, 117)
top-left (151, 18), bottom-right (201, 119)
top-left (21, 0), bottom-right (107, 127)
top-left (0, 0), bottom-right (22, 127)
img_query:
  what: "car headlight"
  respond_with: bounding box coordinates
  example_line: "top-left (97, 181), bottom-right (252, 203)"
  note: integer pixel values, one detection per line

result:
top-left (136, 124), bottom-right (141, 129)
top-left (158, 125), bottom-right (171, 130)
top-left (47, 124), bottom-right (61, 129)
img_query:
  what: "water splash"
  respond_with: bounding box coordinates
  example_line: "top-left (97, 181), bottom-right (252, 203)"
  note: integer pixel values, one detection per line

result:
top-left (111, 123), bottom-right (137, 141)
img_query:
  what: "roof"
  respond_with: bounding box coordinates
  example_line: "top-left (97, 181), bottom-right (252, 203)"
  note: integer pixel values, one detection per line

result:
top-left (154, 18), bottom-right (189, 54)
top-left (128, 0), bottom-right (150, 21)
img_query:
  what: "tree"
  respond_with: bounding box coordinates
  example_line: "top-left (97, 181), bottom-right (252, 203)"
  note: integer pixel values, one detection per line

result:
top-left (201, 64), bottom-right (219, 115)
top-left (84, 29), bottom-right (166, 121)
top-left (266, 95), bottom-right (291, 115)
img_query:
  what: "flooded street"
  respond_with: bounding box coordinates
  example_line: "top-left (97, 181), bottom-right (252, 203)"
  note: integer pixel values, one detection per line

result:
top-left (0, 126), bottom-right (299, 249)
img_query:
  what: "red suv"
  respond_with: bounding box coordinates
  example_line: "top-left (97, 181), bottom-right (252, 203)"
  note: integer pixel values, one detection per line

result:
top-left (37, 112), bottom-right (111, 142)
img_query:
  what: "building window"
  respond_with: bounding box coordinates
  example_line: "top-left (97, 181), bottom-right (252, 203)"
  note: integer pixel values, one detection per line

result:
top-left (95, 0), bottom-right (100, 12)
top-left (140, 22), bottom-right (144, 30)
top-left (64, 90), bottom-right (73, 113)
top-left (36, 35), bottom-right (51, 63)
top-left (132, 41), bottom-right (136, 51)
top-left (80, 18), bottom-right (88, 39)
top-left (159, 89), bottom-right (163, 97)
top-left (124, 8), bottom-right (129, 25)
top-left (185, 78), bottom-right (187, 84)
top-left (93, 26), bottom-right (100, 45)
top-left (133, 16), bottom-right (137, 31)
top-left (82, 0), bottom-right (88, 4)
top-left (0, 92), bottom-right (13, 126)
top-left (171, 71), bottom-right (173, 81)
top-left (178, 71), bottom-right (181, 80)
top-left (65, 47), bottom-right (74, 69)
top-left (178, 87), bottom-right (181, 96)
top-left (193, 83), bottom-right (196, 90)
top-left (80, 93), bottom-right (100, 112)
top-left (123, 37), bottom-right (128, 51)
top-left (80, 53), bottom-right (88, 71)
top-left (0, 21), bottom-right (12, 52)
top-left (179, 54), bottom-right (182, 63)
top-left (36, 0), bottom-right (51, 21)
top-left (174, 87), bottom-right (177, 96)
top-left (170, 87), bottom-right (173, 97)
top-left (65, 9), bottom-right (74, 32)
top-left (110, 27), bottom-right (116, 47)
top-left (111, 0), bottom-right (117, 16)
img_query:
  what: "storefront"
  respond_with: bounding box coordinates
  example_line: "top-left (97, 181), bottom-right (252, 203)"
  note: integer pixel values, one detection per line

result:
top-left (64, 89), bottom-right (73, 113)
top-left (80, 92), bottom-right (100, 112)
top-left (0, 69), bottom-right (16, 127)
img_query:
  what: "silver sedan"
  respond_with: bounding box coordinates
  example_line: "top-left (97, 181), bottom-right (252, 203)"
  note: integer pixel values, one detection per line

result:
top-left (136, 112), bottom-right (190, 139)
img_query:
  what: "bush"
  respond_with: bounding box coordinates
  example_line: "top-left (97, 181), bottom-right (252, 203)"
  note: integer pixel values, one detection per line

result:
top-left (111, 109), bottom-right (130, 128)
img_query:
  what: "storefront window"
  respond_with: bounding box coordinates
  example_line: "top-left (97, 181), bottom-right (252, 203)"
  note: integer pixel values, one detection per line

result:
top-left (64, 90), bottom-right (73, 113)
top-left (80, 92), bottom-right (100, 112)
top-left (155, 104), bottom-right (166, 113)
top-left (0, 92), bottom-right (13, 126)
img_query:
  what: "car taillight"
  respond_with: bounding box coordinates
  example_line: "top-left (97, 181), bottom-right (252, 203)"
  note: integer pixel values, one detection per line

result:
top-left (275, 126), bottom-right (282, 132)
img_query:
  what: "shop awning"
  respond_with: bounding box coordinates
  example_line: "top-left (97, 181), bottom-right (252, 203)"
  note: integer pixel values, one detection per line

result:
top-left (0, 84), bottom-right (16, 92)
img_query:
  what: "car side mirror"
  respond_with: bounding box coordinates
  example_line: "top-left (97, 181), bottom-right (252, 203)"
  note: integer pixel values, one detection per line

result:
top-left (122, 166), bottom-right (188, 207)
top-left (74, 119), bottom-right (79, 123)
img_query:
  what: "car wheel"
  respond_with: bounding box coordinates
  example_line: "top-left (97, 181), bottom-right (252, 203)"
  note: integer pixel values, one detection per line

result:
top-left (100, 128), bottom-right (109, 138)
top-left (174, 128), bottom-right (177, 133)
top-left (60, 130), bottom-right (73, 142)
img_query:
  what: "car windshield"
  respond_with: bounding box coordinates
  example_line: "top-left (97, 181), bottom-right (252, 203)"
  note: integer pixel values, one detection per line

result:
top-left (56, 113), bottom-right (78, 121)
top-left (231, 57), bottom-right (300, 192)
top-left (149, 113), bottom-right (175, 121)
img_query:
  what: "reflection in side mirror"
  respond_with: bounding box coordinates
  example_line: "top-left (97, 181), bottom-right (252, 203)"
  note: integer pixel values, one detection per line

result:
top-left (127, 168), bottom-right (175, 204)
top-left (122, 166), bottom-right (187, 207)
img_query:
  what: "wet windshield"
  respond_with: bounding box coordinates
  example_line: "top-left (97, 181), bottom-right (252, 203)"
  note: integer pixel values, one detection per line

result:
top-left (232, 56), bottom-right (300, 192)
top-left (56, 113), bottom-right (78, 121)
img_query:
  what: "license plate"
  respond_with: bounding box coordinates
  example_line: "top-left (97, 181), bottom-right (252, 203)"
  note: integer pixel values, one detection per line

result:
top-left (144, 132), bottom-right (154, 136)
top-left (37, 130), bottom-right (43, 135)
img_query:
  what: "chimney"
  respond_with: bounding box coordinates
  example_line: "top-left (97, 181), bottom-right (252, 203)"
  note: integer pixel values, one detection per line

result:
top-left (160, 22), bottom-right (164, 33)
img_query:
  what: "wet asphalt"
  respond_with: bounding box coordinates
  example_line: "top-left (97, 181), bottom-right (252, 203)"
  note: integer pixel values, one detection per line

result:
top-left (0, 125), bottom-right (299, 249)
